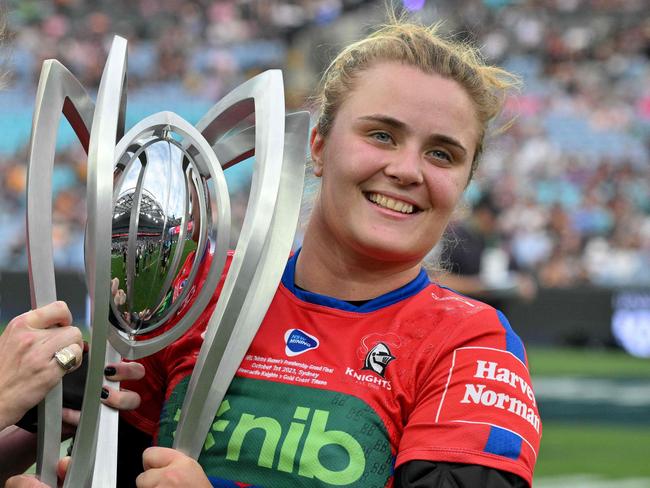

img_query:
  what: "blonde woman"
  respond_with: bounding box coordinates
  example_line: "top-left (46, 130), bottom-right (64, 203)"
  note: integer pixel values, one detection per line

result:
top-left (116, 17), bottom-right (541, 488)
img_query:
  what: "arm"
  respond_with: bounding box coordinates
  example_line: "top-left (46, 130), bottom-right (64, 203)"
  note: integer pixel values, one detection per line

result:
top-left (396, 306), bottom-right (541, 486)
top-left (0, 426), bottom-right (37, 481)
top-left (395, 460), bottom-right (528, 488)
top-left (0, 361), bottom-right (145, 484)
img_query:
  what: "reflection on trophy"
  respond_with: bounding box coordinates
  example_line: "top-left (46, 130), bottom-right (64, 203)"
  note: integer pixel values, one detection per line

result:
top-left (26, 35), bottom-right (308, 487)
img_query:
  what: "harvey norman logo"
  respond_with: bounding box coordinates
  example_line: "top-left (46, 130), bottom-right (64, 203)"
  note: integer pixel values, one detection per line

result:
top-left (436, 346), bottom-right (541, 456)
top-left (462, 358), bottom-right (540, 434)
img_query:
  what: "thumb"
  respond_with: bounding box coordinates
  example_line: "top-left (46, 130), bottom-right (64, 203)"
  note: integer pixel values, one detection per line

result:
top-left (5, 475), bottom-right (48, 488)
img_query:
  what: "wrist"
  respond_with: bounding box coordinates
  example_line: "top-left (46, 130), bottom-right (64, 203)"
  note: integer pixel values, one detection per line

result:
top-left (0, 396), bottom-right (20, 431)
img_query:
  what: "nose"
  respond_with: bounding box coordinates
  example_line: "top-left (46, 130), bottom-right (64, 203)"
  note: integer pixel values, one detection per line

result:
top-left (383, 147), bottom-right (424, 186)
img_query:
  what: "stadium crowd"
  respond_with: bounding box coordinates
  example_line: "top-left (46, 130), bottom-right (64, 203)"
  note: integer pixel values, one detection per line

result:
top-left (0, 0), bottom-right (649, 288)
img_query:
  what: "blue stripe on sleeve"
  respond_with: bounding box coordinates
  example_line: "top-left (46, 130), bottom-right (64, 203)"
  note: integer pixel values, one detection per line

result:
top-left (496, 310), bottom-right (526, 364)
top-left (484, 425), bottom-right (522, 460)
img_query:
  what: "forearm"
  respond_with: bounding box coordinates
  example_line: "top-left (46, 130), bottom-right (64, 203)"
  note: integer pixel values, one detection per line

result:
top-left (0, 426), bottom-right (38, 484)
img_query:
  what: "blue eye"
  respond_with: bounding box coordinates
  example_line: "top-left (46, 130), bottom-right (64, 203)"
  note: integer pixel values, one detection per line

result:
top-left (371, 132), bottom-right (392, 143)
top-left (429, 149), bottom-right (452, 162)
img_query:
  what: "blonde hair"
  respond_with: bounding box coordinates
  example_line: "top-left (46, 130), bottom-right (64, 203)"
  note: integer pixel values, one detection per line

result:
top-left (313, 15), bottom-right (520, 180)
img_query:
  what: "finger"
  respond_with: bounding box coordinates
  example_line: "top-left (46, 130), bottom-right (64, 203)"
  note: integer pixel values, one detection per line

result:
top-left (135, 468), bottom-right (161, 488)
top-left (25, 301), bottom-right (73, 329)
top-left (101, 386), bottom-right (141, 410)
top-left (5, 475), bottom-right (48, 488)
top-left (62, 408), bottom-right (81, 427)
top-left (57, 456), bottom-right (71, 483)
top-left (47, 326), bottom-right (84, 355)
top-left (104, 361), bottom-right (145, 381)
top-left (115, 289), bottom-right (126, 306)
top-left (142, 446), bottom-right (180, 470)
top-left (51, 342), bottom-right (84, 374)
top-left (111, 277), bottom-right (119, 296)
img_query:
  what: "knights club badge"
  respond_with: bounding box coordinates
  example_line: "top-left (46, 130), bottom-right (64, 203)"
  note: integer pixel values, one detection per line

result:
top-left (363, 342), bottom-right (396, 378)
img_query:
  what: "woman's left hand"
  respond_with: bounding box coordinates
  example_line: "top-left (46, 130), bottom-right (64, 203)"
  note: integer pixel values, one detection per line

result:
top-left (58, 361), bottom-right (144, 438)
top-left (101, 361), bottom-right (146, 411)
top-left (136, 447), bottom-right (212, 488)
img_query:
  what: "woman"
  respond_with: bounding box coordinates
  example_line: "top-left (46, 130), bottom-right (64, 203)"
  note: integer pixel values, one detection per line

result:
top-left (123, 18), bottom-right (539, 488)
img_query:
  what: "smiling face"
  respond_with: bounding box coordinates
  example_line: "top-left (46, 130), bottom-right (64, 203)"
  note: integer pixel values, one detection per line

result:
top-left (310, 62), bottom-right (480, 270)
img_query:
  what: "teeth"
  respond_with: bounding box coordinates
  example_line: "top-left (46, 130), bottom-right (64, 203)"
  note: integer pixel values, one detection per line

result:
top-left (367, 193), bottom-right (414, 214)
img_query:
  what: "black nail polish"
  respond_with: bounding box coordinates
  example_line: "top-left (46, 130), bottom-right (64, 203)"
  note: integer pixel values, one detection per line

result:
top-left (104, 366), bottom-right (117, 377)
top-left (101, 387), bottom-right (109, 399)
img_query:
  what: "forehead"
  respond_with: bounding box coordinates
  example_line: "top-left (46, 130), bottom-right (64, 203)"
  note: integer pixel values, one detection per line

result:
top-left (337, 62), bottom-right (480, 146)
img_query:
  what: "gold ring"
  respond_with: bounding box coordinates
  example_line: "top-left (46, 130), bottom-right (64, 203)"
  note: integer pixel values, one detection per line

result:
top-left (53, 347), bottom-right (77, 372)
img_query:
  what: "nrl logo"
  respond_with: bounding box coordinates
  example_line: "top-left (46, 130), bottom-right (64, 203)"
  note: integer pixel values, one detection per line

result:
top-left (362, 342), bottom-right (396, 378)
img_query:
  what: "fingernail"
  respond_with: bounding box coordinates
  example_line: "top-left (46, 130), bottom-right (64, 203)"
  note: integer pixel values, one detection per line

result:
top-left (101, 388), bottom-right (109, 399)
top-left (104, 366), bottom-right (117, 377)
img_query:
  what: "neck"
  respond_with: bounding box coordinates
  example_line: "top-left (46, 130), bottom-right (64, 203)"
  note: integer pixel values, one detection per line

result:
top-left (296, 218), bottom-right (423, 301)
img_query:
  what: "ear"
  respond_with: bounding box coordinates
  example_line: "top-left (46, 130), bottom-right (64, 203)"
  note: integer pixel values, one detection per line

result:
top-left (310, 126), bottom-right (325, 177)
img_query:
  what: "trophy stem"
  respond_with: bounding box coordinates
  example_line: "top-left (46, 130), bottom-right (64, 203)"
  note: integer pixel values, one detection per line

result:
top-left (91, 344), bottom-right (121, 487)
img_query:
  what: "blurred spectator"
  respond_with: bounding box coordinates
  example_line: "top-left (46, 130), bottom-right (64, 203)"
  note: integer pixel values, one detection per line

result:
top-left (436, 193), bottom-right (537, 309)
top-left (0, 0), bottom-right (649, 292)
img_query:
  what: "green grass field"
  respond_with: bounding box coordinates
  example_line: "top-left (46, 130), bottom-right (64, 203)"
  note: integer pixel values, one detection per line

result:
top-left (528, 347), bottom-right (650, 378)
top-left (111, 238), bottom-right (197, 318)
top-left (528, 347), bottom-right (650, 483)
top-left (535, 423), bottom-right (650, 478)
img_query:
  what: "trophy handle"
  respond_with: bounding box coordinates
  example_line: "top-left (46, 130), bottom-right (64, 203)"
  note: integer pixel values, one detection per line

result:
top-left (63, 35), bottom-right (127, 488)
top-left (27, 59), bottom-right (94, 487)
top-left (174, 101), bottom-right (309, 458)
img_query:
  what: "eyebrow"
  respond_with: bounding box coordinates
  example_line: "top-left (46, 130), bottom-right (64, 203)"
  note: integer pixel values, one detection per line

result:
top-left (358, 114), bottom-right (468, 155)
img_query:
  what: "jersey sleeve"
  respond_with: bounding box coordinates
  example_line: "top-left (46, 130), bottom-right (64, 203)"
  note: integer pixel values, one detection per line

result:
top-left (396, 307), bottom-right (541, 486)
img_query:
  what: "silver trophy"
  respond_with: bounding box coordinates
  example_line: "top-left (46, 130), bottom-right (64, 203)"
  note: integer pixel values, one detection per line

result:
top-left (26, 35), bottom-right (308, 487)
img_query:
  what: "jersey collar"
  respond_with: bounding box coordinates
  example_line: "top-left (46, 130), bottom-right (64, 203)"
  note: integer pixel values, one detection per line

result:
top-left (281, 249), bottom-right (430, 313)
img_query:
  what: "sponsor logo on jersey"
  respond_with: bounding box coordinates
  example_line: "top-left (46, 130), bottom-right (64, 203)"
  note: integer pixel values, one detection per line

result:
top-left (284, 328), bottom-right (319, 357)
top-left (435, 346), bottom-right (541, 457)
top-left (158, 377), bottom-right (393, 487)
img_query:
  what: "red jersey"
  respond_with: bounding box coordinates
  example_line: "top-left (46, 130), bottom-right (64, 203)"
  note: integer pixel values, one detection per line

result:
top-left (123, 250), bottom-right (541, 487)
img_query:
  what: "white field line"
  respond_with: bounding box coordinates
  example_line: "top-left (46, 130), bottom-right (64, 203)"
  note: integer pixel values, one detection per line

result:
top-left (535, 475), bottom-right (650, 488)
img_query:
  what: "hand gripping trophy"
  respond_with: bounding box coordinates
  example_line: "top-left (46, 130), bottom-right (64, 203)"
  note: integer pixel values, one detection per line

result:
top-left (26, 36), bottom-right (308, 487)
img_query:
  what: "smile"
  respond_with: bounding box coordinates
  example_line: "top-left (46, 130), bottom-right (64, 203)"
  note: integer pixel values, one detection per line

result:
top-left (365, 192), bottom-right (416, 214)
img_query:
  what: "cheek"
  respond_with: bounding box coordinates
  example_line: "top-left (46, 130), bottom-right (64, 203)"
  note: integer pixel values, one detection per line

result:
top-left (321, 137), bottom-right (378, 181)
top-left (426, 171), bottom-right (466, 211)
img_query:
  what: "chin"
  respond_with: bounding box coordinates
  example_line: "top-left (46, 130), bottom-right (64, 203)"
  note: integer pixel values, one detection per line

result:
top-left (353, 236), bottom-right (428, 266)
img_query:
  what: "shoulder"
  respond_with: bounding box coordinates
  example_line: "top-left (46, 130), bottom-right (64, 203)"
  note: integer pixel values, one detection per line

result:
top-left (409, 282), bottom-right (501, 332)
top-left (396, 286), bottom-right (540, 485)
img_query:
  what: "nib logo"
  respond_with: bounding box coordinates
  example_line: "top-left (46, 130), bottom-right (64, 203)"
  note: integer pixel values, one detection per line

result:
top-left (285, 329), bottom-right (319, 357)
